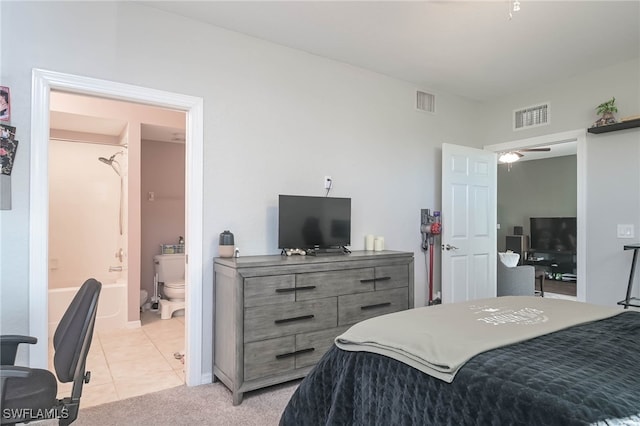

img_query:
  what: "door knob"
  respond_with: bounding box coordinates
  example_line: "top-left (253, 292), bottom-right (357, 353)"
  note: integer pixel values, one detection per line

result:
top-left (442, 244), bottom-right (459, 251)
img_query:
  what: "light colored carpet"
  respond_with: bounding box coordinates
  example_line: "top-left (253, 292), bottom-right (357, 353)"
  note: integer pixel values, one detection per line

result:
top-left (38, 380), bottom-right (300, 425)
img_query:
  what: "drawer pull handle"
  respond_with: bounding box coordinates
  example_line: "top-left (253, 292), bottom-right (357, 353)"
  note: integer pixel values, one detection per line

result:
top-left (275, 285), bottom-right (316, 294)
top-left (360, 277), bottom-right (391, 283)
top-left (275, 347), bottom-right (315, 360)
top-left (361, 302), bottom-right (392, 311)
top-left (275, 314), bottom-right (314, 324)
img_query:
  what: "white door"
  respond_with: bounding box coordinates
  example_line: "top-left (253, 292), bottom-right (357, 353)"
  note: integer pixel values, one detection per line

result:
top-left (441, 143), bottom-right (497, 303)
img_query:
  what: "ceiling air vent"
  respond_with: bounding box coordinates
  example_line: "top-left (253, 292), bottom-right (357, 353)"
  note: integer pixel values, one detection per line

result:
top-left (416, 90), bottom-right (436, 113)
top-left (513, 102), bottom-right (550, 130)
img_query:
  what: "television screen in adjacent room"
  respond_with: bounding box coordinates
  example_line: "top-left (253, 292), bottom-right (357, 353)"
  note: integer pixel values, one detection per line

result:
top-left (530, 217), bottom-right (577, 252)
top-left (278, 195), bottom-right (351, 250)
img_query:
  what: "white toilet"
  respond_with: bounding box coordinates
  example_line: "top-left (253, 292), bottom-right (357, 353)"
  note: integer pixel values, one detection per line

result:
top-left (154, 254), bottom-right (185, 319)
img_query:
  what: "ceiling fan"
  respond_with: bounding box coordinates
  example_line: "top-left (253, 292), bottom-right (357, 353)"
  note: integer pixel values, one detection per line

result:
top-left (498, 147), bottom-right (551, 164)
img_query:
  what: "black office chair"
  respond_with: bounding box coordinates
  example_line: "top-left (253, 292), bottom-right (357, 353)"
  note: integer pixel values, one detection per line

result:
top-left (1, 278), bottom-right (101, 425)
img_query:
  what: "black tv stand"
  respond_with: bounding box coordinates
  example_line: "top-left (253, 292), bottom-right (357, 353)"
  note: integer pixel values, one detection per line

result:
top-left (525, 249), bottom-right (576, 280)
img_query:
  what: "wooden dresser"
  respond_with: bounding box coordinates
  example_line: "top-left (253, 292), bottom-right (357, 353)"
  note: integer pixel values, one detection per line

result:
top-left (213, 250), bottom-right (414, 404)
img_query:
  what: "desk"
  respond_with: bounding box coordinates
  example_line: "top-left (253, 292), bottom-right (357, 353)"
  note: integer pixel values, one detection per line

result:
top-left (618, 244), bottom-right (640, 309)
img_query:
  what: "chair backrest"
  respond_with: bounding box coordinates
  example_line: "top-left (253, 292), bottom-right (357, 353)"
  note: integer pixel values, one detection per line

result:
top-left (496, 258), bottom-right (535, 297)
top-left (53, 279), bottom-right (101, 384)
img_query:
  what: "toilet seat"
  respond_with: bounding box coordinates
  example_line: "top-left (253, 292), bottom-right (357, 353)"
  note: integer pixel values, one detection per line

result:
top-left (165, 280), bottom-right (185, 289)
top-left (162, 280), bottom-right (185, 304)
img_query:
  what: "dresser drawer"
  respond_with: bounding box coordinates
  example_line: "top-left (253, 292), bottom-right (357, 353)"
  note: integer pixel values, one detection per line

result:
top-left (375, 265), bottom-right (409, 291)
top-left (245, 275), bottom-right (295, 307)
top-left (295, 326), bottom-right (350, 368)
top-left (338, 287), bottom-right (408, 326)
top-left (296, 268), bottom-right (374, 300)
top-left (244, 336), bottom-right (295, 381)
top-left (244, 298), bottom-right (337, 342)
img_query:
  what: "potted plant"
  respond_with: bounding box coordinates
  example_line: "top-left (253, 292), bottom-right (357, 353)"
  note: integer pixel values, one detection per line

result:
top-left (593, 97), bottom-right (618, 127)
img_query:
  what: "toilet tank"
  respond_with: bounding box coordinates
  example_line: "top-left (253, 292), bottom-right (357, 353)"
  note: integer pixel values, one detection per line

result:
top-left (154, 254), bottom-right (185, 283)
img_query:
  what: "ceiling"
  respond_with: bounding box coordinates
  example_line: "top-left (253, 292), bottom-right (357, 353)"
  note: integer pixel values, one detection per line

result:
top-left (50, 110), bottom-right (184, 144)
top-left (498, 142), bottom-right (577, 162)
top-left (142, 0), bottom-right (640, 102)
top-left (50, 111), bottom-right (127, 137)
top-left (51, 1), bottom-right (638, 157)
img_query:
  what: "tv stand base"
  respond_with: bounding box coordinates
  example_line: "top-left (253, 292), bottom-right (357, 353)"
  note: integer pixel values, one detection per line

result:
top-left (308, 247), bottom-right (348, 256)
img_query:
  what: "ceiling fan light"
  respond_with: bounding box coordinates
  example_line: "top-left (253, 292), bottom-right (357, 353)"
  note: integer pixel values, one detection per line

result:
top-left (499, 152), bottom-right (520, 163)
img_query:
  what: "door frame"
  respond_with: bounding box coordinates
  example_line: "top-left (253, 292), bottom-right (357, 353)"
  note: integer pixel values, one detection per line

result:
top-left (484, 128), bottom-right (586, 302)
top-left (29, 69), bottom-right (205, 385)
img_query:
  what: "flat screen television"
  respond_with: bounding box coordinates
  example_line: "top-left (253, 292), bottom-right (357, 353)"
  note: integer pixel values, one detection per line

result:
top-left (530, 217), bottom-right (577, 253)
top-left (278, 195), bottom-right (351, 250)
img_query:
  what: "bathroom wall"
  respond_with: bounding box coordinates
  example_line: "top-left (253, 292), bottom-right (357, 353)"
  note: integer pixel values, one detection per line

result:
top-left (141, 140), bottom-right (186, 300)
top-left (49, 140), bottom-right (126, 288)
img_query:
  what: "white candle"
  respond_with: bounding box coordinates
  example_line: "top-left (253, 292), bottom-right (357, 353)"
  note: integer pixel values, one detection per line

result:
top-left (365, 235), bottom-right (374, 251)
top-left (374, 238), bottom-right (383, 251)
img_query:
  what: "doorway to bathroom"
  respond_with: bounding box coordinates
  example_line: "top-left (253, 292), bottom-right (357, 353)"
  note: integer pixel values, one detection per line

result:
top-left (29, 70), bottom-right (205, 389)
top-left (46, 91), bottom-right (189, 403)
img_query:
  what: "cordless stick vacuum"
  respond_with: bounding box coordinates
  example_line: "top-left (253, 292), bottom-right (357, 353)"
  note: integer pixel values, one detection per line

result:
top-left (421, 209), bottom-right (442, 305)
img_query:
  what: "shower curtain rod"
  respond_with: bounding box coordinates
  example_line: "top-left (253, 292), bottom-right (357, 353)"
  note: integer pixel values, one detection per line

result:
top-left (49, 137), bottom-right (128, 148)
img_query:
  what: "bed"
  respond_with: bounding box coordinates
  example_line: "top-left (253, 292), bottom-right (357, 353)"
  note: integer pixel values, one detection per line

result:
top-left (280, 296), bottom-right (640, 425)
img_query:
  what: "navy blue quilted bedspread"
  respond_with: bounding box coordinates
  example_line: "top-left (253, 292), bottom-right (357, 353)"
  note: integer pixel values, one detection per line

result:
top-left (280, 311), bottom-right (640, 425)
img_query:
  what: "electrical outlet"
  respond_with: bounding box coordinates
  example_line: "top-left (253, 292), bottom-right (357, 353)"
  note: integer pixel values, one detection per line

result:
top-left (324, 176), bottom-right (332, 189)
top-left (617, 224), bottom-right (635, 238)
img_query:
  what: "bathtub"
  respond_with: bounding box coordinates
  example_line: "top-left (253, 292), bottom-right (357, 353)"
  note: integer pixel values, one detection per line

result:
top-left (48, 278), bottom-right (128, 335)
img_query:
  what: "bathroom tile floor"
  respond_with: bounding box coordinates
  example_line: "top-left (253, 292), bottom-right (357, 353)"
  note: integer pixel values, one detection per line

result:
top-left (49, 310), bottom-right (185, 408)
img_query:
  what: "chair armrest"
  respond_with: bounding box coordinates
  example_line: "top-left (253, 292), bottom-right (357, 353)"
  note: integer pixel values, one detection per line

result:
top-left (0, 335), bottom-right (38, 345)
top-left (0, 335), bottom-right (38, 365)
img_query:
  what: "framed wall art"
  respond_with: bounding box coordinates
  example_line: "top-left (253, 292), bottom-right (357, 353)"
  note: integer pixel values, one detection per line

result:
top-left (0, 86), bottom-right (10, 122)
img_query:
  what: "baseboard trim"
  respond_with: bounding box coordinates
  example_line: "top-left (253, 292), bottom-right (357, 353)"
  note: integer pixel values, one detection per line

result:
top-left (197, 372), bottom-right (213, 386)
top-left (127, 320), bottom-right (142, 329)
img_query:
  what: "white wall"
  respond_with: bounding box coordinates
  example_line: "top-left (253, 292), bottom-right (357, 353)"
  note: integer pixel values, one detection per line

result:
top-left (483, 59), bottom-right (640, 305)
top-left (584, 130), bottom-right (640, 306)
top-left (0, 2), bottom-right (484, 373)
top-left (483, 59), bottom-right (640, 143)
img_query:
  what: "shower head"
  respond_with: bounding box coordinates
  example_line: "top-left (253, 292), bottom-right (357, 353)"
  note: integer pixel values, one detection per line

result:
top-left (98, 151), bottom-right (124, 176)
top-left (98, 151), bottom-right (123, 165)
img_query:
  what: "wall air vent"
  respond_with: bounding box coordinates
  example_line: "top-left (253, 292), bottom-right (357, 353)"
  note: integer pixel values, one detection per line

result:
top-left (416, 90), bottom-right (436, 113)
top-left (513, 102), bottom-right (550, 130)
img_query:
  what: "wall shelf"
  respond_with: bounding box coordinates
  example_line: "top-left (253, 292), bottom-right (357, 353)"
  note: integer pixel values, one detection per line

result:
top-left (587, 118), bottom-right (640, 134)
